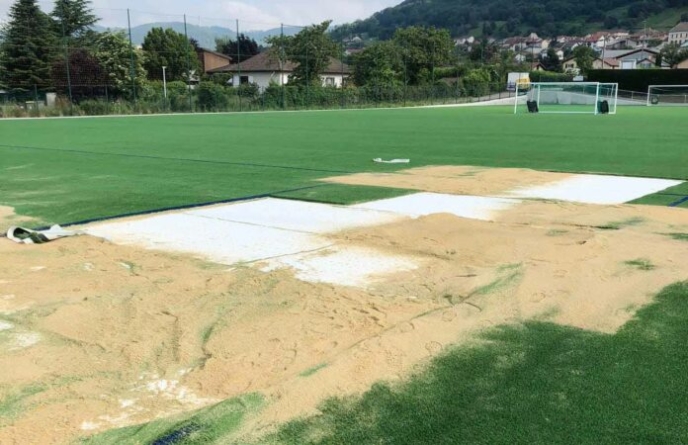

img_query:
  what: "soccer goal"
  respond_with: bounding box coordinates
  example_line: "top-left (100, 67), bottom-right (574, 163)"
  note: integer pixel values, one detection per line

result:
top-left (647, 85), bottom-right (688, 106)
top-left (514, 82), bottom-right (618, 115)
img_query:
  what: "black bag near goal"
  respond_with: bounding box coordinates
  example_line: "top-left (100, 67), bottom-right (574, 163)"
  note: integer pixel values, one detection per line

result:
top-left (526, 100), bottom-right (539, 113)
top-left (598, 100), bottom-right (610, 114)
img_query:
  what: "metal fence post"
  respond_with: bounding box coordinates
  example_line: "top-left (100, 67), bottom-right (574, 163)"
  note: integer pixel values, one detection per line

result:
top-left (280, 24), bottom-right (286, 110)
top-left (184, 15), bottom-right (193, 112)
top-left (59, 12), bottom-right (73, 113)
top-left (237, 19), bottom-right (242, 112)
top-left (127, 9), bottom-right (136, 105)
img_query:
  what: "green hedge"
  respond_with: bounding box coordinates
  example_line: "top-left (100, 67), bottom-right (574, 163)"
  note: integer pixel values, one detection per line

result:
top-left (529, 71), bottom-right (574, 82)
top-left (588, 69), bottom-right (688, 92)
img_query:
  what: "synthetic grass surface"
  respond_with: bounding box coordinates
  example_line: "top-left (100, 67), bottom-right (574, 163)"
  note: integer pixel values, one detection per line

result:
top-left (266, 281), bottom-right (688, 445)
top-left (1, 106), bottom-right (687, 224)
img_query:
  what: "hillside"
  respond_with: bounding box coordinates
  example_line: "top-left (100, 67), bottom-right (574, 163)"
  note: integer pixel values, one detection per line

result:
top-left (94, 22), bottom-right (301, 48)
top-left (332, 0), bottom-right (688, 40)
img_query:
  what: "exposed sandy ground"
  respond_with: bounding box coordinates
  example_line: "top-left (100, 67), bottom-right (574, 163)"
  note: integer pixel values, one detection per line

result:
top-left (324, 165), bottom-right (574, 196)
top-left (1, 172), bottom-right (688, 444)
top-left (0, 205), bottom-right (33, 234)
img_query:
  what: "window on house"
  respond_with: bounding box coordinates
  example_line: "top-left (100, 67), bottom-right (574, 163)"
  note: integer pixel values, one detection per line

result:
top-left (325, 77), bottom-right (336, 86)
top-left (240, 76), bottom-right (250, 85)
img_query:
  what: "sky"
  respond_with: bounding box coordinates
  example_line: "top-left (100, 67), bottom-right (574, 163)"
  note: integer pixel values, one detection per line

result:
top-left (0, 0), bottom-right (402, 29)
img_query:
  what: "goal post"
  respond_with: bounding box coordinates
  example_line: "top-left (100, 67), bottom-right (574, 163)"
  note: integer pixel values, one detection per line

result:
top-left (514, 82), bottom-right (618, 115)
top-left (647, 85), bottom-right (688, 106)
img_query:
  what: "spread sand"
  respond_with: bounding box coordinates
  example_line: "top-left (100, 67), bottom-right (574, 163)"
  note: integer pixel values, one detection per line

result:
top-left (324, 165), bottom-right (574, 196)
top-left (1, 170), bottom-right (688, 444)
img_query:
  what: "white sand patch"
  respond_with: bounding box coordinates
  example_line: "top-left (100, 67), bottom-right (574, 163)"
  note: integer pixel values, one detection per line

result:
top-left (140, 378), bottom-right (216, 407)
top-left (354, 193), bottom-right (519, 220)
top-left (86, 213), bottom-right (331, 265)
top-left (80, 421), bottom-right (101, 431)
top-left (119, 399), bottom-right (136, 409)
top-left (262, 247), bottom-right (419, 287)
top-left (0, 321), bottom-right (14, 331)
top-left (506, 175), bottom-right (682, 205)
top-left (11, 332), bottom-right (40, 350)
top-left (188, 198), bottom-right (403, 234)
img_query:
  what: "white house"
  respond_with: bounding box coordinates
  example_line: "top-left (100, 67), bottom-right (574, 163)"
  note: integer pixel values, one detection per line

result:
top-left (209, 51), bottom-right (351, 90)
top-left (669, 22), bottom-right (688, 46)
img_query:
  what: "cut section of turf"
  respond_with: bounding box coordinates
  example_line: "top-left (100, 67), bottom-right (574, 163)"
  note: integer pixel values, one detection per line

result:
top-left (263, 281), bottom-right (688, 445)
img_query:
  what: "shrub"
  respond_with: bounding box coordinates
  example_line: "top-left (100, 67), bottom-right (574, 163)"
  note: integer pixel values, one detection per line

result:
top-left (197, 82), bottom-right (230, 111)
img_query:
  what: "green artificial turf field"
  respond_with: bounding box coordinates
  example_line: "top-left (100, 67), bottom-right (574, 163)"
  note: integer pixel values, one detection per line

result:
top-left (1, 106), bottom-right (688, 226)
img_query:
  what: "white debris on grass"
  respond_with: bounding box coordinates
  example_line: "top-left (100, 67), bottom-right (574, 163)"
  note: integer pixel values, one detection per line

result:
top-left (373, 158), bottom-right (410, 164)
top-left (0, 321), bottom-right (14, 331)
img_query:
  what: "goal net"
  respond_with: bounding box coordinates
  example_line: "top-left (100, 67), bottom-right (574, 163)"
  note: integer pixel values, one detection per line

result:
top-left (514, 82), bottom-right (618, 115)
top-left (647, 85), bottom-right (688, 106)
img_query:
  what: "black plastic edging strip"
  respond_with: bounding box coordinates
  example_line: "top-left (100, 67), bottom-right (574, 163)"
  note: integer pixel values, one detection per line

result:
top-left (656, 192), bottom-right (688, 197)
top-left (0, 143), bottom-right (354, 175)
top-left (668, 196), bottom-right (688, 208)
top-left (29, 184), bottom-right (329, 231)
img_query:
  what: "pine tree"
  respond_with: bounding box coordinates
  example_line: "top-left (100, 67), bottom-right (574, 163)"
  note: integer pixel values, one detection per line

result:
top-left (51, 0), bottom-right (97, 39)
top-left (0, 0), bottom-right (57, 92)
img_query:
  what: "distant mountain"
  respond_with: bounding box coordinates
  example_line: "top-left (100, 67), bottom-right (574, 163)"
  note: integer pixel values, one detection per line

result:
top-left (331, 0), bottom-right (688, 40)
top-left (93, 22), bottom-right (301, 48)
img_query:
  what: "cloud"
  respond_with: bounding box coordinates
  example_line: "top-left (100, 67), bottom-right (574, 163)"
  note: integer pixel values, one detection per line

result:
top-left (0, 0), bottom-right (402, 29)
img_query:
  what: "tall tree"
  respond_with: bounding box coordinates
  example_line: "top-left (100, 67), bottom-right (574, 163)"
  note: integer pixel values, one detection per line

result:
top-left (572, 45), bottom-right (596, 75)
top-left (660, 42), bottom-right (688, 69)
top-left (264, 34), bottom-right (291, 80)
top-left (51, 48), bottom-right (106, 100)
top-left (352, 41), bottom-right (403, 86)
top-left (51, 0), bottom-right (97, 39)
top-left (141, 27), bottom-right (200, 81)
top-left (284, 21), bottom-right (338, 86)
top-left (541, 47), bottom-right (563, 72)
top-left (393, 26), bottom-right (454, 85)
top-left (0, 0), bottom-right (57, 92)
top-left (215, 34), bottom-right (260, 63)
top-left (93, 31), bottom-right (146, 98)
